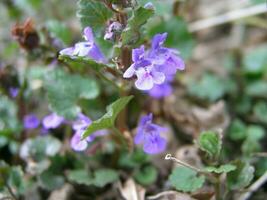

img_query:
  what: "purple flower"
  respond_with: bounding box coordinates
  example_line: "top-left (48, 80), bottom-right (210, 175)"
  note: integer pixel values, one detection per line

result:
top-left (23, 114), bottom-right (40, 129)
top-left (9, 87), bottom-right (19, 98)
top-left (134, 113), bottom-right (167, 154)
top-left (123, 46), bottom-right (165, 90)
top-left (70, 113), bottom-right (109, 151)
top-left (60, 27), bottom-right (107, 63)
top-left (104, 22), bottom-right (123, 41)
top-left (42, 113), bottom-right (64, 129)
top-left (148, 75), bottom-right (174, 99)
top-left (148, 82), bottom-right (173, 99)
top-left (123, 33), bottom-right (184, 91)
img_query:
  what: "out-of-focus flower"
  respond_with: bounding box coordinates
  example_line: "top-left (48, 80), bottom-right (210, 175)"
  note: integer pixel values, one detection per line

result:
top-left (23, 114), bottom-right (40, 129)
top-left (70, 113), bottom-right (108, 151)
top-left (9, 87), bottom-right (19, 98)
top-left (123, 33), bottom-right (184, 92)
top-left (60, 26), bottom-right (106, 63)
top-left (104, 21), bottom-right (123, 41)
top-left (134, 113), bottom-right (167, 154)
top-left (42, 113), bottom-right (64, 129)
top-left (148, 75), bottom-right (174, 99)
top-left (144, 2), bottom-right (155, 10)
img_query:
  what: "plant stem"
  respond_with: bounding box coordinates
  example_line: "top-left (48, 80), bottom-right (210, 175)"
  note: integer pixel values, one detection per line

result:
top-left (215, 176), bottom-right (221, 200)
top-left (5, 182), bottom-right (18, 200)
top-left (94, 70), bottom-right (121, 90)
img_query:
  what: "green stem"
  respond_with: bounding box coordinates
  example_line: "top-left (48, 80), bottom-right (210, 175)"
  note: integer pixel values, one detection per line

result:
top-left (94, 70), bottom-right (121, 90)
top-left (215, 176), bottom-right (221, 200)
top-left (112, 127), bottom-right (127, 147)
top-left (5, 182), bottom-right (18, 200)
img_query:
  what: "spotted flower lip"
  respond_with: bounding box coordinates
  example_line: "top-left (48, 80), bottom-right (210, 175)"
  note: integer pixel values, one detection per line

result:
top-left (123, 33), bottom-right (185, 91)
top-left (59, 26), bottom-right (107, 63)
top-left (23, 114), bottom-right (40, 129)
top-left (42, 113), bottom-right (64, 129)
top-left (134, 113), bottom-right (167, 154)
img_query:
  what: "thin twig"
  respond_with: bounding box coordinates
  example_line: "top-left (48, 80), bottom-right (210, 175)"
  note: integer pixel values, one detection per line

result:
top-left (165, 154), bottom-right (217, 183)
top-left (237, 171), bottom-right (267, 200)
top-left (189, 4), bottom-right (267, 32)
top-left (165, 154), bottom-right (202, 173)
top-left (147, 190), bottom-right (179, 200)
top-left (5, 183), bottom-right (18, 200)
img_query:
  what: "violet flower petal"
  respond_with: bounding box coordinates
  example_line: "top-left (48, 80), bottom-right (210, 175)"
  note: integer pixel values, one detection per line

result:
top-left (42, 113), bottom-right (64, 129)
top-left (23, 114), bottom-right (40, 129)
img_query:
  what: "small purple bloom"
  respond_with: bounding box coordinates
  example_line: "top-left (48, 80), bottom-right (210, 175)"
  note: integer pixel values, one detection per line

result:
top-left (123, 46), bottom-right (165, 90)
top-left (23, 114), bottom-right (40, 129)
top-left (123, 33), bottom-right (184, 91)
top-left (104, 22), bottom-right (123, 41)
top-left (148, 82), bottom-right (173, 99)
top-left (9, 87), bottom-right (19, 98)
top-left (70, 131), bottom-right (88, 151)
top-left (60, 27), bottom-right (107, 63)
top-left (70, 113), bottom-right (109, 151)
top-left (42, 113), bottom-right (64, 129)
top-left (134, 113), bottom-right (167, 154)
top-left (148, 75), bottom-right (174, 99)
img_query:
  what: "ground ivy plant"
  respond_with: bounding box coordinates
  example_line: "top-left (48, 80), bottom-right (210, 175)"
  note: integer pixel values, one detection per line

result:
top-left (0, 0), bottom-right (266, 199)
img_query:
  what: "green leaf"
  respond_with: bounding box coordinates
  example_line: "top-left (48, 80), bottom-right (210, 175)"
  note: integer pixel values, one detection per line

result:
top-left (9, 166), bottom-right (25, 192)
top-left (227, 161), bottom-right (254, 190)
top-left (93, 169), bottom-right (119, 187)
top-left (121, 6), bottom-right (154, 45)
top-left (198, 131), bottom-right (222, 158)
top-left (44, 69), bottom-right (99, 119)
top-left (20, 136), bottom-right (62, 162)
top-left (0, 95), bottom-right (20, 133)
top-left (77, 0), bottom-right (112, 34)
top-left (58, 55), bottom-right (108, 71)
top-left (68, 169), bottom-right (118, 187)
top-left (255, 158), bottom-right (267, 177)
top-left (46, 20), bottom-right (72, 45)
top-left (187, 73), bottom-right (226, 102)
top-left (253, 101), bottom-right (267, 123)
top-left (246, 81), bottom-right (267, 98)
top-left (119, 149), bottom-right (149, 168)
top-left (83, 96), bottom-right (133, 138)
top-left (147, 17), bottom-right (195, 59)
top-left (243, 44), bottom-right (267, 75)
top-left (68, 169), bottom-right (92, 186)
top-left (39, 171), bottom-right (65, 191)
top-left (169, 166), bottom-right (205, 192)
top-left (134, 165), bottom-right (157, 186)
top-left (242, 125), bottom-right (264, 155)
top-left (228, 119), bottom-right (247, 141)
top-left (205, 164), bottom-right (236, 174)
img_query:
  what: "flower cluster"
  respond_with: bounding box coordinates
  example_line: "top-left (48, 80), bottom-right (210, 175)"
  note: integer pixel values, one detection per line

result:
top-left (23, 112), bottom-right (108, 152)
top-left (70, 113), bottom-right (108, 151)
top-left (23, 113), bottom-right (64, 131)
top-left (123, 33), bottom-right (184, 96)
top-left (134, 113), bottom-right (167, 154)
top-left (60, 27), bottom-right (106, 63)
